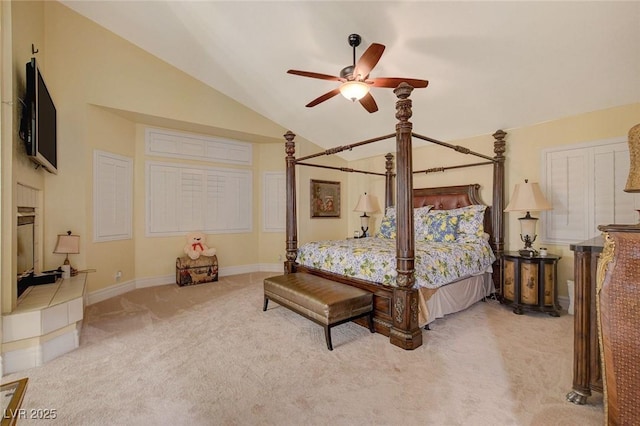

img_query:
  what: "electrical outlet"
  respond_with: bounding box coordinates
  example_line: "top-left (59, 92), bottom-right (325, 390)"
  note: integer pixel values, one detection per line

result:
top-left (115, 270), bottom-right (122, 281)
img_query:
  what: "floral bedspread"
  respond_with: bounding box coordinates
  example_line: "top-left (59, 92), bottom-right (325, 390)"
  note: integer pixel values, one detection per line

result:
top-left (297, 237), bottom-right (495, 289)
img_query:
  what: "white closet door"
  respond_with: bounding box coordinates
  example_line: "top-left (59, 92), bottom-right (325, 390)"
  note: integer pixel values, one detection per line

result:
top-left (542, 137), bottom-right (639, 244)
top-left (543, 149), bottom-right (590, 243)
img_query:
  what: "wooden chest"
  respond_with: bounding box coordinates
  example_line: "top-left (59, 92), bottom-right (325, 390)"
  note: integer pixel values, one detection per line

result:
top-left (176, 255), bottom-right (218, 286)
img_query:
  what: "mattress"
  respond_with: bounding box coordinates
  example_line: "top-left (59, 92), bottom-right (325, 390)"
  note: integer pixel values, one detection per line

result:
top-left (297, 237), bottom-right (496, 290)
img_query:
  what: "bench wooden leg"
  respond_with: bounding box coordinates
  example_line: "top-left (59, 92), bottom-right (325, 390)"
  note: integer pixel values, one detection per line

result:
top-left (324, 325), bottom-right (333, 351)
top-left (263, 296), bottom-right (269, 311)
top-left (368, 312), bottom-right (375, 333)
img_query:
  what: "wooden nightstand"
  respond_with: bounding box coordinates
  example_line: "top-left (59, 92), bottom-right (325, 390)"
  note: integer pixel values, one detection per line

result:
top-left (502, 251), bottom-right (561, 316)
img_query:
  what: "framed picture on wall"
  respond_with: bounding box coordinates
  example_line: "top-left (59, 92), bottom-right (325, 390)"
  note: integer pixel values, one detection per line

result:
top-left (310, 179), bottom-right (340, 218)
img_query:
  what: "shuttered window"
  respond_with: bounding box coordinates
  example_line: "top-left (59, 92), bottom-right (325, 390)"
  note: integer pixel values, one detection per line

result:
top-left (145, 128), bottom-right (252, 165)
top-left (541, 137), bottom-right (639, 244)
top-left (94, 151), bottom-right (133, 242)
top-left (146, 161), bottom-right (252, 236)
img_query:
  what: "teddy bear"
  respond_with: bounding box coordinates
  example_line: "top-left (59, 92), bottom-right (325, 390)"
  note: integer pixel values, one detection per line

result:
top-left (184, 231), bottom-right (216, 260)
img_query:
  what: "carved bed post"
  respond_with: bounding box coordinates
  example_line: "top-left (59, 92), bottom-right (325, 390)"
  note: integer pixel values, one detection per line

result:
top-left (384, 153), bottom-right (394, 209)
top-left (491, 129), bottom-right (506, 296)
top-left (390, 83), bottom-right (422, 350)
top-left (284, 131), bottom-right (298, 274)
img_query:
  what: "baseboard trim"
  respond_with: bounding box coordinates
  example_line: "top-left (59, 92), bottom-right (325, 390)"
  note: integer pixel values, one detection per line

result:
top-left (258, 263), bottom-right (284, 273)
top-left (87, 279), bottom-right (136, 305)
top-left (557, 295), bottom-right (570, 313)
top-left (87, 263), bottom-right (282, 305)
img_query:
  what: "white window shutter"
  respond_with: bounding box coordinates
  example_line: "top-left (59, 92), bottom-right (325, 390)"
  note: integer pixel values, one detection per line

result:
top-left (94, 151), bottom-right (133, 242)
top-left (146, 161), bottom-right (252, 236)
top-left (179, 170), bottom-right (206, 232)
top-left (146, 128), bottom-right (252, 165)
top-left (147, 164), bottom-right (180, 235)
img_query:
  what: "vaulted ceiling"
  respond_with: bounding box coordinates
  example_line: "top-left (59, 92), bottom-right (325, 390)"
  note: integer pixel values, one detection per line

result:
top-left (61, 1), bottom-right (640, 160)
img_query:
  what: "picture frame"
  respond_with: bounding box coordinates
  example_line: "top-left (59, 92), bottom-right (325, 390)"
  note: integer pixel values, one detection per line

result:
top-left (1, 378), bottom-right (28, 426)
top-left (310, 179), bottom-right (340, 218)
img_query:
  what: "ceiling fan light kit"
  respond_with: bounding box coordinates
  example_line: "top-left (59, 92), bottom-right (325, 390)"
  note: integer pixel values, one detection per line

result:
top-left (340, 81), bottom-right (370, 102)
top-left (287, 33), bottom-right (428, 113)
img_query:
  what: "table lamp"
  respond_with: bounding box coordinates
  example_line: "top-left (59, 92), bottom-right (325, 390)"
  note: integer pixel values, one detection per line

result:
top-left (504, 180), bottom-right (552, 256)
top-left (54, 231), bottom-right (80, 276)
top-left (353, 193), bottom-right (380, 238)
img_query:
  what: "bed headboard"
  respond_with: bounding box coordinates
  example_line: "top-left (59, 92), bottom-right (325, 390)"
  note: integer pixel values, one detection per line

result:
top-left (413, 184), bottom-right (493, 238)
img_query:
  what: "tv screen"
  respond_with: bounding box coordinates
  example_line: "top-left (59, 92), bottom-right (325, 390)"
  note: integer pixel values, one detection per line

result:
top-left (20, 57), bottom-right (57, 174)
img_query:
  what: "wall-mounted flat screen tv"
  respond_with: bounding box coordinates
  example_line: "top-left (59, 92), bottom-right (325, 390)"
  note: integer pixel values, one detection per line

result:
top-left (19, 57), bottom-right (57, 174)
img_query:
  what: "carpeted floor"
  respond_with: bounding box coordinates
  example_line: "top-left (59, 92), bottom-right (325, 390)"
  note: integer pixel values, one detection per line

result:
top-left (4, 272), bottom-right (603, 425)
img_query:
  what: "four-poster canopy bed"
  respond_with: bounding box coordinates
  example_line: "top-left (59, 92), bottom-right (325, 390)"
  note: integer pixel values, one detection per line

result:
top-left (283, 83), bottom-right (506, 350)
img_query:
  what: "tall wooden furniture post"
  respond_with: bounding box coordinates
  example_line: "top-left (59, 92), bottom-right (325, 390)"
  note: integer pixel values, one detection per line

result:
top-left (390, 83), bottom-right (422, 350)
top-left (566, 237), bottom-right (604, 405)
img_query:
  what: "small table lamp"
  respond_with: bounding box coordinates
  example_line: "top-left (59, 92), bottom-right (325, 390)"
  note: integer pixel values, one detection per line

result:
top-left (504, 180), bottom-right (552, 256)
top-left (54, 231), bottom-right (80, 275)
top-left (353, 193), bottom-right (380, 238)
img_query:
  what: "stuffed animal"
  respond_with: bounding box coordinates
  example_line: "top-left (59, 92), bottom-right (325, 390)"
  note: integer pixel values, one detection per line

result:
top-left (184, 232), bottom-right (216, 260)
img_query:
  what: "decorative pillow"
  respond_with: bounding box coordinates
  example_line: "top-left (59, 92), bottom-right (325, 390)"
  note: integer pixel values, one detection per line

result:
top-left (422, 211), bottom-right (459, 242)
top-left (413, 205), bottom-right (435, 239)
top-left (448, 205), bottom-right (487, 241)
top-left (376, 207), bottom-right (396, 239)
top-left (376, 205), bottom-right (435, 239)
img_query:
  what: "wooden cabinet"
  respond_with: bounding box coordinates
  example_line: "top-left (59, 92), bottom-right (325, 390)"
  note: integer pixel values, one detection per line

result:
top-left (566, 237), bottom-right (603, 405)
top-left (595, 224), bottom-right (640, 423)
top-left (502, 252), bottom-right (561, 316)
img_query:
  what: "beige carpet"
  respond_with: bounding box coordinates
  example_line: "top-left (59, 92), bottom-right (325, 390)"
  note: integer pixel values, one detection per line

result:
top-left (4, 272), bottom-right (603, 425)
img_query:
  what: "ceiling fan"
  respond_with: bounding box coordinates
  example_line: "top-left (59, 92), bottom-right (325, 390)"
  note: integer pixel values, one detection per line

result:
top-left (287, 34), bottom-right (429, 113)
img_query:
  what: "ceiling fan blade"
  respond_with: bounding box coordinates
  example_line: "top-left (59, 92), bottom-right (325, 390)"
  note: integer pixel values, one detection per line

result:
top-left (287, 69), bottom-right (343, 82)
top-left (353, 43), bottom-right (385, 79)
top-left (306, 88), bottom-right (341, 108)
top-left (368, 77), bottom-right (429, 89)
top-left (359, 93), bottom-right (378, 113)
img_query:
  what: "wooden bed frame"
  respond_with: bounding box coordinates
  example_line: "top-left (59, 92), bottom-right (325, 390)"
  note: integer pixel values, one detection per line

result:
top-left (283, 83), bottom-right (506, 350)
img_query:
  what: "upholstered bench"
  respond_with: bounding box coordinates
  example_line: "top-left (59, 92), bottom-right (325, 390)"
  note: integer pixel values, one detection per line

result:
top-left (263, 273), bottom-right (374, 350)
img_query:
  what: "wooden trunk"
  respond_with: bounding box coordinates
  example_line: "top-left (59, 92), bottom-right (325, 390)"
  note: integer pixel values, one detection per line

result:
top-left (176, 255), bottom-right (218, 286)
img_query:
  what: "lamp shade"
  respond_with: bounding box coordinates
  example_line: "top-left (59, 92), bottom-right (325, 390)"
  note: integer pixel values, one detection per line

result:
top-left (504, 180), bottom-right (552, 212)
top-left (54, 232), bottom-right (80, 255)
top-left (353, 193), bottom-right (380, 214)
top-left (339, 81), bottom-right (370, 102)
top-left (624, 123), bottom-right (640, 193)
